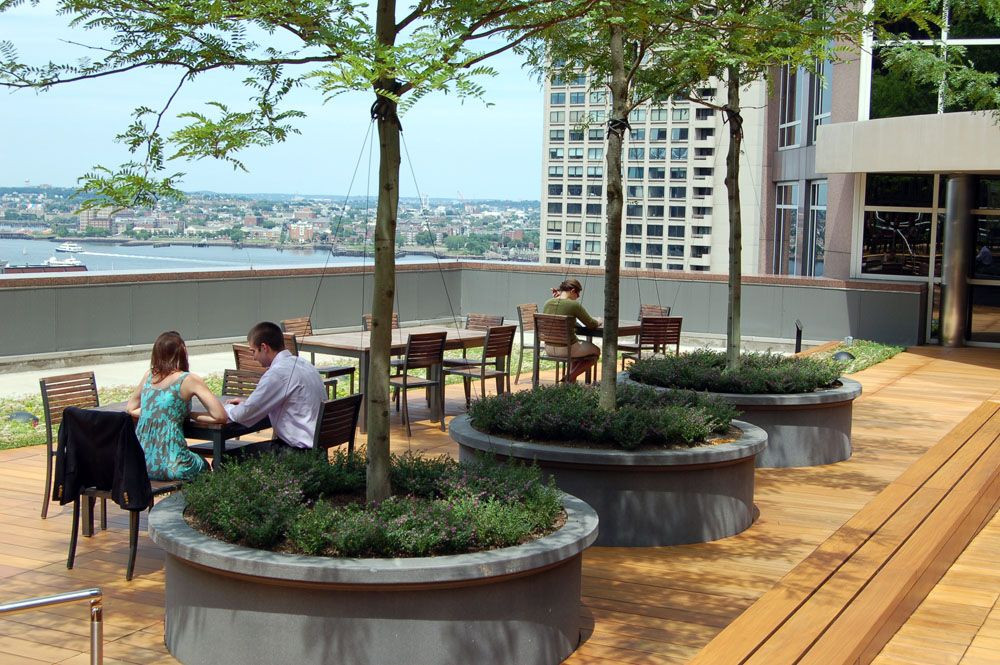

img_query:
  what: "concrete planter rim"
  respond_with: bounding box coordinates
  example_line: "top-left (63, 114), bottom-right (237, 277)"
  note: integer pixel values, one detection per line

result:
top-left (450, 414), bottom-right (767, 466)
top-left (148, 491), bottom-right (598, 586)
top-left (620, 374), bottom-right (862, 407)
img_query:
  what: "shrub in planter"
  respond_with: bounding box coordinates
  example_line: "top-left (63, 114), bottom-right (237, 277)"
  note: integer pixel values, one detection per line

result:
top-left (182, 448), bottom-right (562, 557)
top-left (467, 381), bottom-right (738, 450)
top-left (626, 349), bottom-right (842, 394)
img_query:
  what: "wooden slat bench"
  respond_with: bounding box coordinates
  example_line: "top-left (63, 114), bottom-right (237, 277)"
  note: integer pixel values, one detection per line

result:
top-left (795, 340), bottom-right (841, 357)
top-left (690, 399), bottom-right (1000, 665)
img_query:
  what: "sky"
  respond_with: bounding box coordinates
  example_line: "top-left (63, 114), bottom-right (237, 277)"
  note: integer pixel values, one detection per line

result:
top-left (0, 3), bottom-right (546, 200)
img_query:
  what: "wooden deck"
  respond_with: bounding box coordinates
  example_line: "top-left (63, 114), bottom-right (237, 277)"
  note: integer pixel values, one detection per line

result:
top-left (0, 346), bottom-right (999, 664)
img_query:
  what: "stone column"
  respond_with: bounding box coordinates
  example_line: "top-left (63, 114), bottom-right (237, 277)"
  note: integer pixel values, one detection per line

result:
top-left (941, 174), bottom-right (974, 347)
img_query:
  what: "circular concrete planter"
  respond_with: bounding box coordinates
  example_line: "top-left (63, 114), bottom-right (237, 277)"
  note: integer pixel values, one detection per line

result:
top-left (148, 492), bottom-right (598, 665)
top-left (450, 415), bottom-right (766, 547)
top-left (621, 375), bottom-right (862, 468)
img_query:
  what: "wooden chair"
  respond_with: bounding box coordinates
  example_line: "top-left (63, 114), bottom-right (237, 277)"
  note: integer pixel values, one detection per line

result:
top-left (57, 407), bottom-right (181, 581)
top-left (532, 313), bottom-right (577, 388)
top-left (619, 305), bottom-right (673, 360)
top-left (447, 313), bottom-right (504, 366)
top-left (233, 343), bottom-right (267, 374)
top-left (389, 332), bottom-right (447, 437)
top-left (313, 393), bottom-right (363, 455)
top-left (514, 303), bottom-right (538, 385)
top-left (39, 372), bottom-right (101, 520)
top-left (283, 333), bottom-right (355, 396)
top-left (361, 312), bottom-right (400, 331)
top-left (621, 316), bottom-right (683, 368)
top-left (281, 317), bottom-right (356, 393)
top-left (220, 368), bottom-right (261, 397)
top-left (443, 325), bottom-right (517, 407)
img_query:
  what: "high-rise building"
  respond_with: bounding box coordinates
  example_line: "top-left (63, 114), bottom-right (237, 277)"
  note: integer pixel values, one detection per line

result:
top-left (762, 8), bottom-right (1000, 346)
top-left (540, 72), bottom-right (765, 273)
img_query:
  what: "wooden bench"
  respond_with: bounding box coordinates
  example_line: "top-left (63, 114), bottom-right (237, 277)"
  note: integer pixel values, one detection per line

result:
top-left (795, 339), bottom-right (841, 357)
top-left (690, 399), bottom-right (1000, 665)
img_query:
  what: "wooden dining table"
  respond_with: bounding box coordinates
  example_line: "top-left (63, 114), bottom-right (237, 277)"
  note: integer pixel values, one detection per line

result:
top-left (98, 396), bottom-right (272, 468)
top-left (299, 325), bottom-right (488, 432)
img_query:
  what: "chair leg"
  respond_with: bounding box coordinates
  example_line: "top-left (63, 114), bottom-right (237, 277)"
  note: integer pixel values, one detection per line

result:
top-left (67, 497), bottom-right (80, 570)
top-left (495, 374), bottom-right (503, 396)
top-left (402, 386), bottom-right (412, 438)
top-left (463, 377), bottom-right (471, 407)
top-left (350, 370), bottom-right (355, 395)
top-left (439, 375), bottom-right (446, 432)
top-left (100, 498), bottom-right (107, 531)
top-left (126, 510), bottom-right (140, 581)
top-left (42, 442), bottom-right (53, 519)
top-left (515, 345), bottom-right (524, 385)
top-left (82, 496), bottom-right (95, 537)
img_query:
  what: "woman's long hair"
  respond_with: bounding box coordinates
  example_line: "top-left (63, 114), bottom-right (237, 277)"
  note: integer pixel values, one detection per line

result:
top-left (150, 331), bottom-right (189, 381)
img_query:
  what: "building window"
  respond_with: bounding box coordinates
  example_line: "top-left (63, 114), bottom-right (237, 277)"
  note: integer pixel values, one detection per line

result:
top-left (669, 205), bottom-right (685, 218)
top-left (585, 258), bottom-right (601, 266)
top-left (693, 226), bottom-right (711, 236)
top-left (695, 167), bottom-right (713, 178)
top-left (587, 184), bottom-right (603, 196)
top-left (648, 205), bottom-right (665, 218)
top-left (547, 184), bottom-right (563, 196)
top-left (650, 128), bottom-right (668, 141)
top-left (570, 73), bottom-right (586, 86)
top-left (648, 167), bottom-right (666, 180)
top-left (811, 59), bottom-right (832, 143)
top-left (694, 186), bottom-right (712, 197)
top-left (624, 261), bottom-right (642, 268)
top-left (565, 258), bottom-right (581, 265)
top-left (550, 92), bottom-right (566, 104)
top-left (569, 110), bottom-right (585, 123)
top-left (630, 128), bottom-right (646, 141)
top-left (547, 202), bottom-right (563, 214)
top-left (589, 110), bottom-right (606, 123)
top-left (568, 166), bottom-right (583, 178)
top-left (670, 167), bottom-right (687, 179)
top-left (629, 109), bottom-right (647, 122)
top-left (625, 242), bottom-right (643, 254)
top-left (647, 244), bottom-right (663, 256)
top-left (670, 147), bottom-right (689, 160)
top-left (626, 204), bottom-right (643, 217)
top-left (646, 262), bottom-right (662, 270)
top-left (546, 219), bottom-right (562, 232)
top-left (585, 240), bottom-right (601, 253)
top-left (549, 129), bottom-right (565, 141)
top-left (695, 108), bottom-right (714, 120)
top-left (805, 180), bottom-right (827, 276)
top-left (585, 222), bottom-right (601, 234)
top-left (650, 108), bottom-right (670, 121)
top-left (569, 91), bottom-right (585, 104)
top-left (668, 225), bottom-right (685, 238)
top-left (774, 182), bottom-right (800, 274)
top-left (691, 246), bottom-right (710, 258)
top-left (672, 108), bottom-right (689, 121)
top-left (627, 167), bottom-right (645, 179)
top-left (626, 224), bottom-right (642, 236)
top-left (546, 239), bottom-right (562, 251)
top-left (669, 186), bottom-right (686, 199)
top-left (588, 128), bottom-right (605, 141)
top-left (567, 147), bottom-right (583, 160)
top-left (628, 147), bottom-right (645, 160)
top-left (648, 186), bottom-right (664, 198)
top-left (566, 203), bottom-right (582, 215)
top-left (695, 128), bottom-right (714, 140)
top-left (569, 129), bottom-right (584, 141)
top-left (627, 185), bottom-right (644, 198)
top-left (546, 257), bottom-right (562, 264)
top-left (668, 245), bottom-right (684, 257)
top-left (671, 127), bottom-right (689, 142)
top-left (586, 203), bottom-right (602, 216)
top-left (566, 220), bottom-right (581, 233)
top-left (588, 147), bottom-right (604, 160)
top-left (587, 166), bottom-right (603, 178)
top-left (590, 91), bottom-right (607, 104)
top-left (698, 87), bottom-right (717, 99)
top-left (647, 224), bottom-right (664, 237)
top-left (778, 64), bottom-right (802, 148)
top-left (861, 175), bottom-right (939, 278)
top-left (548, 166), bottom-right (563, 177)
top-left (549, 111), bottom-right (565, 123)
top-left (548, 148), bottom-right (564, 159)
top-left (567, 184), bottom-right (583, 196)
top-left (693, 206), bottom-right (711, 217)
top-left (648, 147), bottom-right (666, 160)
top-left (566, 239), bottom-right (581, 252)
top-left (695, 147), bottom-right (714, 158)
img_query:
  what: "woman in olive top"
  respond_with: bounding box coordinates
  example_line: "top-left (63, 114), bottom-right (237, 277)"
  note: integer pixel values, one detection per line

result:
top-left (542, 278), bottom-right (601, 383)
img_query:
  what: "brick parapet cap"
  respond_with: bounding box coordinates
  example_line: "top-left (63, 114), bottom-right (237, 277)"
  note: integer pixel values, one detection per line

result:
top-left (0, 260), bottom-right (925, 294)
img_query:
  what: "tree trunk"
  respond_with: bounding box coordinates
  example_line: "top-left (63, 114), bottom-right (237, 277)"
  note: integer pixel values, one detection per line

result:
top-left (598, 20), bottom-right (627, 411)
top-left (367, 0), bottom-right (399, 503)
top-left (724, 66), bottom-right (743, 371)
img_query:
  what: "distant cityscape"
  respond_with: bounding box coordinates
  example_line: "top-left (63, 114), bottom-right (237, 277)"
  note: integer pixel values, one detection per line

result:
top-left (0, 186), bottom-right (541, 262)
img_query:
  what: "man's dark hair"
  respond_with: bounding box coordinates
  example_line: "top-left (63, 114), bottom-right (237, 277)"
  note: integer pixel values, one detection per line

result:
top-left (248, 321), bottom-right (284, 352)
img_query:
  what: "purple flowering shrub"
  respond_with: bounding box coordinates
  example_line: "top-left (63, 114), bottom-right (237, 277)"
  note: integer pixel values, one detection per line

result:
top-left (184, 449), bottom-right (561, 557)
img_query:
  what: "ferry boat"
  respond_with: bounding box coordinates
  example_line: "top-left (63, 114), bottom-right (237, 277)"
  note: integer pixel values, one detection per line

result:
top-left (44, 255), bottom-right (84, 267)
top-left (55, 242), bottom-right (85, 253)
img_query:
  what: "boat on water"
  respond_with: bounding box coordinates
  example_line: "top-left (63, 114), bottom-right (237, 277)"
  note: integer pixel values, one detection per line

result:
top-left (44, 255), bottom-right (84, 267)
top-left (55, 242), bottom-right (85, 253)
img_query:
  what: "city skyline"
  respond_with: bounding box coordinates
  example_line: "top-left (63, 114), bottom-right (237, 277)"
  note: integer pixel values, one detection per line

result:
top-left (0, 3), bottom-right (546, 201)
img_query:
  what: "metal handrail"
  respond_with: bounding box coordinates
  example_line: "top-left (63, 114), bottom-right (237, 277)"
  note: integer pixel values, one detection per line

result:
top-left (0, 588), bottom-right (102, 664)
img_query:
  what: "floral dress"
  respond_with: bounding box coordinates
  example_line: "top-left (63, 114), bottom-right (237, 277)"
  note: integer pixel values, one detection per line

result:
top-left (135, 372), bottom-right (207, 481)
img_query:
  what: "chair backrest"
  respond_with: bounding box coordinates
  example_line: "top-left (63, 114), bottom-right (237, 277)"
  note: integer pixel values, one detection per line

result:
top-left (313, 393), bottom-right (363, 452)
top-left (483, 325), bottom-right (518, 360)
top-left (362, 312), bottom-right (400, 331)
top-left (221, 369), bottom-right (262, 397)
top-left (39, 372), bottom-right (99, 444)
top-left (403, 331), bottom-right (447, 371)
top-left (466, 313), bottom-right (504, 331)
top-left (639, 303), bottom-right (671, 318)
top-left (517, 304), bottom-right (538, 332)
top-left (233, 343), bottom-right (266, 373)
top-left (283, 333), bottom-right (299, 356)
top-left (281, 316), bottom-right (313, 337)
top-left (534, 313), bottom-right (575, 346)
top-left (639, 316), bottom-right (683, 352)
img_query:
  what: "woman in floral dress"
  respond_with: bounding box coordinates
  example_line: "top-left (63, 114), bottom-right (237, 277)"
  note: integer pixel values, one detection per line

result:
top-left (126, 331), bottom-right (228, 481)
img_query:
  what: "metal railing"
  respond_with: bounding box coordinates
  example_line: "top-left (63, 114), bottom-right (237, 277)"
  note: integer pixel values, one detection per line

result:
top-left (0, 587), bottom-right (103, 664)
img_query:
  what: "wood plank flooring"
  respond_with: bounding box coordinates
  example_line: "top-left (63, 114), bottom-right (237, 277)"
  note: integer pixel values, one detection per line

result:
top-left (0, 346), bottom-right (999, 664)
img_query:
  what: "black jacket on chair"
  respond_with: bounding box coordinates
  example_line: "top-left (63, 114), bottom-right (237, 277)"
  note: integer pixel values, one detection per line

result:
top-left (53, 406), bottom-right (154, 511)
